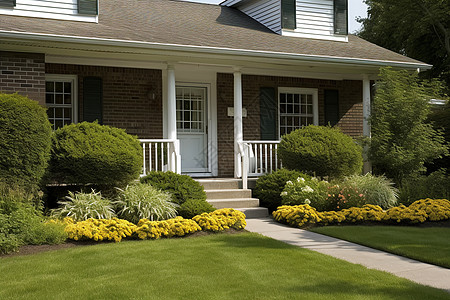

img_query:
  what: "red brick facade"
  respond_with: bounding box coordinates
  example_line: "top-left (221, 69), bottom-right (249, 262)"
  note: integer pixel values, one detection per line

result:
top-left (216, 73), bottom-right (364, 177)
top-left (0, 51), bottom-right (45, 104)
top-left (46, 64), bottom-right (163, 139)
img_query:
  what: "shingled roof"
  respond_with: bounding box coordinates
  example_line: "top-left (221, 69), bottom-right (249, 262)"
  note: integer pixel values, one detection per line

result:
top-left (0, 0), bottom-right (429, 67)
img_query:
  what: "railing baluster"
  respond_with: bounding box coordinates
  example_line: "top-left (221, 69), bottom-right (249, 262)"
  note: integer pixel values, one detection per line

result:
top-left (264, 143), bottom-right (268, 174)
top-left (142, 143), bottom-right (147, 175)
top-left (160, 142), bottom-right (164, 171)
top-left (166, 143), bottom-right (170, 171)
top-left (269, 144), bottom-right (273, 173)
top-left (155, 143), bottom-right (158, 171)
top-left (259, 144), bottom-right (263, 173)
top-left (275, 143), bottom-right (278, 170)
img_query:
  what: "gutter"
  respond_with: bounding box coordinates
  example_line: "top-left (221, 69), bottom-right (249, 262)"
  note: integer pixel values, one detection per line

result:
top-left (0, 30), bottom-right (432, 70)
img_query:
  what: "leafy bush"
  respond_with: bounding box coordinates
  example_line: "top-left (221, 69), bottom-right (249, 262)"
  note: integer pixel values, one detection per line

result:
top-left (253, 169), bottom-right (308, 212)
top-left (281, 176), bottom-right (330, 211)
top-left (51, 190), bottom-right (115, 221)
top-left (398, 170), bottom-right (450, 205)
top-left (273, 204), bottom-right (322, 228)
top-left (135, 217), bottom-right (201, 239)
top-left (115, 183), bottom-right (178, 223)
top-left (369, 68), bottom-right (448, 183)
top-left (340, 174), bottom-right (398, 209)
top-left (177, 199), bottom-right (215, 219)
top-left (193, 208), bottom-right (247, 232)
top-left (0, 93), bottom-right (52, 188)
top-left (47, 122), bottom-right (142, 186)
top-left (325, 185), bottom-right (366, 210)
top-left (64, 218), bottom-right (136, 242)
top-left (140, 171), bottom-right (206, 205)
top-left (278, 125), bottom-right (363, 178)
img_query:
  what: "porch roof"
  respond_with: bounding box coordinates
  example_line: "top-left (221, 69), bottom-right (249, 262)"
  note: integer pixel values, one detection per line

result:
top-left (0, 0), bottom-right (429, 69)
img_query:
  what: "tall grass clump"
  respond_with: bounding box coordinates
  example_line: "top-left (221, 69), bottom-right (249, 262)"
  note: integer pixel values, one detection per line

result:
top-left (51, 190), bottom-right (115, 221)
top-left (115, 183), bottom-right (178, 223)
top-left (343, 174), bottom-right (398, 209)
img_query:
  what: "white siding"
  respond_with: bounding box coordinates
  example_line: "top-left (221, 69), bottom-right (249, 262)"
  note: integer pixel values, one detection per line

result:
top-left (295, 0), bottom-right (334, 37)
top-left (0, 0), bottom-right (97, 22)
top-left (239, 0), bottom-right (281, 34)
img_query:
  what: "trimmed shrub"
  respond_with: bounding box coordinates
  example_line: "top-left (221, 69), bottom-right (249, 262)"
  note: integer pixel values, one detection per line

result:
top-left (193, 208), bottom-right (246, 232)
top-left (0, 93), bottom-right (52, 188)
top-left (398, 170), bottom-right (450, 205)
top-left (177, 199), bottom-right (215, 219)
top-left (115, 183), bottom-right (178, 223)
top-left (342, 174), bottom-right (398, 209)
top-left (51, 190), bottom-right (115, 221)
top-left (140, 171), bottom-right (206, 205)
top-left (135, 217), bottom-right (201, 239)
top-left (253, 169), bottom-right (308, 212)
top-left (278, 125), bottom-right (363, 178)
top-left (64, 218), bottom-right (136, 242)
top-left (48, 122), bottom-right (142, 186)
top-left (272, 204), bottom-right (321, 228)
top-left (281, 176), bottom-right (330, 211)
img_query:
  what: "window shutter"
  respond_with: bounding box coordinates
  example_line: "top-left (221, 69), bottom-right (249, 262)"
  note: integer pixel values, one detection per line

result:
top-left (0, 0), bottom-right (16, 7)
top-left (83, 77), bottom-right (103, 123)
top-left (281, 0), bottom-right (296, 30)
top-left (324, 90), bottom-right (339, 126)
top-left (334, 0), bottom-right (348, 35)
top-left (78, 0), bottom-right (98, 15)
top-left (260, 87), bottom-right (277, 140)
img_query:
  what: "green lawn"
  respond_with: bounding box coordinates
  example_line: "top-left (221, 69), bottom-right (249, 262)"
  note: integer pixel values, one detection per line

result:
top-left (0, 233), bottom-right (448, 299)
top-left (311, 226), bottom-right (450, 268)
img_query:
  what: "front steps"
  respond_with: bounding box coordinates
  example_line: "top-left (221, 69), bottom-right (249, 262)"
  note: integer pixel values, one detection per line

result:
top-left (196, 178), bottom-right (268, 219)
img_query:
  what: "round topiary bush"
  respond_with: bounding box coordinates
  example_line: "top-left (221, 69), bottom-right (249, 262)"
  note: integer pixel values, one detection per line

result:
top-left (253, 169), bottom-right (309, 212)
top-left (0, 93), bottom-right (52, 188)
top-left (48, 122), bottom-right (142, 186)
top-left (278, 125), bottom-right (363, 178)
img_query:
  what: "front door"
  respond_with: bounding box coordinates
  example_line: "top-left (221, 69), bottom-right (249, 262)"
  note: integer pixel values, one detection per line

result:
top-left (176, 86), bottom-right (209, 174)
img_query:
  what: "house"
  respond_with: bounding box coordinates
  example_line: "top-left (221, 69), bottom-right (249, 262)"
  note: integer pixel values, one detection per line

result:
top-left (0, 0), bottom-right (430, 182)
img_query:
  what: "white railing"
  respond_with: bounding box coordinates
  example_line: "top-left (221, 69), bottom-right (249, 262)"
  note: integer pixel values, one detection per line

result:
top-left (239, 140), bottom-right (281, 188)
top-left (140, 139), bottom-right (181, 175)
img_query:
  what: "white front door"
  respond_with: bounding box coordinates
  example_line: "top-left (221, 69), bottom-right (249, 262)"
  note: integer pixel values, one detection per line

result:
top-left (176, 86), bottom-right (209, 173)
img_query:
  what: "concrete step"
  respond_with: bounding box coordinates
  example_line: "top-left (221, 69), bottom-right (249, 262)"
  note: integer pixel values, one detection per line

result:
top-left (205, 189), bottom-right (252, 199)
top-left (207, 198), bottom-right (260, 209)
top-left (237, 207), bottom-right (269, 219)
top-left (196, 178), bottom-right (240, 190)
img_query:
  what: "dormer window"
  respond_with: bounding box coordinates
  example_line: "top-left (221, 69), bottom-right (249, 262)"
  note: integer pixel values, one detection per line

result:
top-left (78, 0), bottom-right (98, 15)
top-left (281, 0), bottom-right (296, 30)
top-left (0, 0), bottom-right (15, 8)
top-left (334, 0), bottom-right (348, 35)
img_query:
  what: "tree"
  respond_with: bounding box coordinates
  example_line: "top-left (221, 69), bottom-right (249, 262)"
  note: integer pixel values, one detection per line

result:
top-left (369, 68), bottom-right (448, 184)
top-left (358, 0), bottom-right (450, 90)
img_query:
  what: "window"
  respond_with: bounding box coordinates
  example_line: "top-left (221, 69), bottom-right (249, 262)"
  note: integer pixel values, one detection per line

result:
top-left (281, 0), bottom-right (296, 30)
top-left (78, 0), bottom-right (98, 15)
top-left (45, 75), bottom-right (78, 130)
top-left (334, 0), bottom-right (348, 35)
top-left (0, 0), bottom-right (15, 8)
top-left (176, 86), bottom-right (206, 133)
top-left (278, 88), bottom-right (318, 137)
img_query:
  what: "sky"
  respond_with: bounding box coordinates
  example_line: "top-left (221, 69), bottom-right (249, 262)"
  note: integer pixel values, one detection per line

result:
top-left (181, 0), bottom-right (368, 33)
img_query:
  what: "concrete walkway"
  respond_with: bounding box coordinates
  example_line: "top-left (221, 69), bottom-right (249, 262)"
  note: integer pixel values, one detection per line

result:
top-left (246, 217), bottom-right (450, 292)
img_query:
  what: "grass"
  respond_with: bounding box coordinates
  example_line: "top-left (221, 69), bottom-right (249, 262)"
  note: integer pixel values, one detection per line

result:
top-left (0, 233), bottom-right (448, 299)
top-left (311, 226), bottom-right (450, 268)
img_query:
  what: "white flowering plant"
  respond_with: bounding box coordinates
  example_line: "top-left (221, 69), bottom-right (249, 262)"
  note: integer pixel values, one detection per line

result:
top-left (280, 176), bottom-right (330, 211)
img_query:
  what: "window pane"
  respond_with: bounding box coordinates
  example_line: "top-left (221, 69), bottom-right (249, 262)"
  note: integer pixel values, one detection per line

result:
top-left (55, 82), bottom-right (63, 93)
top-left (64, 108), bottom-right (71, 120)
top-left (46, 93), bottom-right (54, 104)
top-left (55, 94), bottom-right (63, 105)
top-left (47, 108), bottom-right (54, 118)
top-left (63, 82), bottom-right (71, 93)
top-left (55, 108), bottom-right (63, 118)
top-left (64, 94), bottom-right (72, 105)
top-left (46, 81), bottom-right (54, 92)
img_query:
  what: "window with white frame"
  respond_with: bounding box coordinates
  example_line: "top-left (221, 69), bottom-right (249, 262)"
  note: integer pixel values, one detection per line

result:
top-left (278, 87), bottom-right (319, 137)
top-left (45, 75), bottom-right (78, 130)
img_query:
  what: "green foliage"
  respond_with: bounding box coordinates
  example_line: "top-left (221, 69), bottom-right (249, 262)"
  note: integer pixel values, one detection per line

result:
top-left (140, 171), bottom-right (206, 205)
top-left (115, 183), bottom-right (178, 223)
top-left (369, 68), bottom-right (448, 183)
top-left (281, 176), bottom-right (330, 211)
top-left (178, 199), bottom-right (215, 219)
top-left (358, 0), bottom-right (450, 90)
top-left (428, 102), bottom-right (450, 173)
top-left (51, 190), bottom-right (115, 221)
top-left (278, 125), bottom-right (363, 178)
top-left (253, 169), bottom-right (308, 212)
top-left (398, 170), bottom-right (450, 205)
top-left (0, 93), bottom-right (52, 188)
top-left (342, 174), bottom-right (398, 209)
top-left (47, 122), bottom-right (142, 186)
top-left (325, 185), bottom-right (366, 210)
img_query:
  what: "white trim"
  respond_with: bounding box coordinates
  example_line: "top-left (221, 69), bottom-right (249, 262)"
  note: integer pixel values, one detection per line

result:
top-left (0, 7), bottom-right (98, 23)
top-left (282, 29), bottom-right (348, 42)
top-left (0, 31), bottom-right (432, 69)
top-left (44, 74), bottom-right (78, 125)
top-left (277, 87), bottom-right (319, 139)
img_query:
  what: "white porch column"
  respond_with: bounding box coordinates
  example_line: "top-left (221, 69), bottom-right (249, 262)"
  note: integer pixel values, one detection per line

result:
top-left (362, 74), bottom-right (372, 173)
top-left (234, 69), bottom-right (243, 178)
top-left (167, 65), bottom-right (181, 173)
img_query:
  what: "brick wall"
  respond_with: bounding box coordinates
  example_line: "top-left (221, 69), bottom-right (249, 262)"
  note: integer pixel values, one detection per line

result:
top-left (217, 73), bottom-right (363, 177)
top-left (0, 51), bottom-right (45, 105)
top-left (46, 64), bottom-right (163, 138)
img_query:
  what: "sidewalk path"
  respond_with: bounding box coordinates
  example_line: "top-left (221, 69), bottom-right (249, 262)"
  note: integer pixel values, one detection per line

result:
top-left (246, 217), bottom-right (450, 292)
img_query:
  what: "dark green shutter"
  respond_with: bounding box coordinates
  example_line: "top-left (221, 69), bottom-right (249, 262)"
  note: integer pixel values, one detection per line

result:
top-left (0, 0), bottom-right (16, 7)
top-left (260, 87), bottom-right (277, 140)
top-left (334, 0), bottom-right (348, 35)
top-left (324, 90), bottom-right (339, 126)
top-left (78, 0), bottom-right (98, 15)
top-left (281, 0), bottom-right (296, 30)
top-left (83, 77), bottom-right (103, 123)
